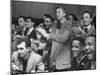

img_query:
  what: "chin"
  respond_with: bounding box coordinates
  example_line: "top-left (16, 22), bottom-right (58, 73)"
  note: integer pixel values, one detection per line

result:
top-left (20, 55), bottom-right (24, 58)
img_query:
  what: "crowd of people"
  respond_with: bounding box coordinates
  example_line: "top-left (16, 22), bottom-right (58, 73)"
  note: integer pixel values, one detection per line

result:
top-left (11, 7), bottom-right (96, 74)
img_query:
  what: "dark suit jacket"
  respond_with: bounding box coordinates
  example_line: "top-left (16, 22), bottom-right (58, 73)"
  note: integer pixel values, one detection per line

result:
top-left (82, 25), bottom-right (96, 39)
top-left (24, 28), bottom-right (37, 40)
top-left (49, 20), bottom-right (72, 69)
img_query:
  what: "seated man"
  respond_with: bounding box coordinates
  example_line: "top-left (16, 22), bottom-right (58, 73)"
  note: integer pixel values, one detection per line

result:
top-left (71, 37), bottom-right (84, 70)
top-left (11, 37), bottom-right (44, 74)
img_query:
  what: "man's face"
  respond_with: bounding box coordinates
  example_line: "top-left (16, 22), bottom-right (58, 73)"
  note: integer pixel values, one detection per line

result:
top-left (26, 19), bottom-right (33, 28)
top-left (67, 15), bottom-right (73, 24)
top-left (72, 40), bottom-right (82, 57)
top-left (44, 18), bottom-right (52, 28)
top-left (84, 36), bottom-right (96, 54)
top-left (80, 19), bottom-right (84, 26)
top-left (18, 18), bottom-right (25, 27)
top-left (83, 13), bottom-right (92, 26)
top-left (56, 8), bottom-right (65, 20)
top-left (17, 42), bottom-right (28, 58)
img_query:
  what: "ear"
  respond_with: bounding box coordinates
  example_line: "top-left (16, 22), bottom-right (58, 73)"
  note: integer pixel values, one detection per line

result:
top-left (63, 12), bottom-right (66, 17)
top-left (32, 22), bottom-right (34, 25)
top-left (27, 47), bottom-right (31, 51)
top-left (90, 18), bottom-right (93, 22)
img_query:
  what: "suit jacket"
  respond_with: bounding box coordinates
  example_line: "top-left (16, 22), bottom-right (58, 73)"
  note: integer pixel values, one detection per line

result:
top-left (25, 27), bottom-right (37, 40)
top-left (12, 51), bottom-right (44, 73)
top-left (49, 20), bottom-right (72, 70)
top-left (82, 25), bottom-right (96, 39)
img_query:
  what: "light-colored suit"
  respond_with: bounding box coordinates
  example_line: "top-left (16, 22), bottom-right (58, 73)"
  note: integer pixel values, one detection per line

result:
top-left (49, 20), bottom-right (72, 70)
top-left (12, 51), bottom-right (44, 73)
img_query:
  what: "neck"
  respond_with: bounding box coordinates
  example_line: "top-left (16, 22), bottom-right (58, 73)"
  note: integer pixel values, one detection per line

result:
top-left (23, 52), bottom-right (30, 60)
top-left (29, 25), bottom-right (33, 29)
top-left (59, 17), bottom-right (66, 24)
top-left (84, 24), bottom-right (91, 28)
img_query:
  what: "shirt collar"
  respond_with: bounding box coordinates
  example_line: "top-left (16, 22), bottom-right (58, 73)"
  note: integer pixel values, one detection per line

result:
top-left (84, 24), bottom-right (92, 30)
top-left (87, 24), bottom-right (92, 30)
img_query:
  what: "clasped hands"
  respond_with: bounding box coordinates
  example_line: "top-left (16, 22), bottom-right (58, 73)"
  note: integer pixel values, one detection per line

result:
top-left (36, 27), bottom-right (49, 39)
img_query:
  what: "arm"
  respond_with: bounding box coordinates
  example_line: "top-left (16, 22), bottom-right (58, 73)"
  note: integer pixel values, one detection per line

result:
top-left (12, 52), bottom-right (20, 71)
top-left (31, 57), bottom-right (45, 73)
top-left (36, 61), bottom-right (45, 72)
top-left (49, 28), bottom-right (71, 43)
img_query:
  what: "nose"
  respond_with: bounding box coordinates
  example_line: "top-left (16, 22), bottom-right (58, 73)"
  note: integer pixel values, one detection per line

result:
top-left (84, 45), bottom-right (91, 53)
top-left (85, 45), bottom-right (89, 50)
top-left (72, 47), bottom-right (76, 51)
top-left (18, 49), bottom-right (21, 53)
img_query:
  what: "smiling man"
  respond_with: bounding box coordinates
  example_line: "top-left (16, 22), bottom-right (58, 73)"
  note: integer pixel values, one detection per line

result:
top-left (11, 38), bottom-right (44, 74)
top-left (71, 37), bottom-right (84, 70)
top-left (36, 7), bottom-right (73, 72)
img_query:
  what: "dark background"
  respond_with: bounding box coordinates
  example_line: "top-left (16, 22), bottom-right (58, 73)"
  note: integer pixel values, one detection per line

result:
top-left (11, 1), bottom-right (96, 20)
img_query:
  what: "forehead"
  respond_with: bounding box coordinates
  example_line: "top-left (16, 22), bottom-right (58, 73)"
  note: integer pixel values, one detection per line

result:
top-left (85, 36), bottom-right (95, 43)
top-left (45, 18), bottom-right (51, 21)
top-left (72, 40), bottom-right (80, 46)
top-left (68, 15), bottom-right (73, 19)
top-left (83, 13), bottom-right (90, 17)
top-left (18, 17), bottom-right (24, 21)
top-left (17, 42), bottom-right (26, 48)
top-left (56, 8), bottom-right (64, 12)
top-left (26, 19), bottom-right (31, 22)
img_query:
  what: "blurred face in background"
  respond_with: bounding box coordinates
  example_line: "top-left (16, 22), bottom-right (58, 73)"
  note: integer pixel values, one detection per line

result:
top-left (56, 8), bottom-right (66, 20)
top-left (80, 19), bottom-right (84, 27)
top-left (72, 40), bottom-right (82, 57)
top-left (18, 17), bottom-right (25, 27)
top-left (67, 15), bottom-right (73, 24)
top-left (44, 18), bottom-right (52, 28)
top-left (26, 19), bottom-right (34, 28)
top-left (82, 13), bottom-right (92, 26)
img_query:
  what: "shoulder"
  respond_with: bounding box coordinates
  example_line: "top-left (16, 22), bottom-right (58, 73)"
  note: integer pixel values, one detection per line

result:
top-left (63, 21), bottom-right (72, 30)
top-left (12, 51), bottom-right (19, 61)
top-left (30, 51), bottom-right (42, 61)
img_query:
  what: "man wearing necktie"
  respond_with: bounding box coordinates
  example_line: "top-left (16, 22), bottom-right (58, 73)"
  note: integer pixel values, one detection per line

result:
top-left (82, 11), bottom-right (95, 38)
top-left (36, 7), bottom-right (72, 71)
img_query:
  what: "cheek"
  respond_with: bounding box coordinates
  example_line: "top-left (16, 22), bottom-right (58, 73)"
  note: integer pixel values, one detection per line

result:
top-left (90, 45), bottom-right (95, 50)
top-left (44, 22), bottom-right (47, 25)
top-left (84, 19), bottom-right (90, 23)
top-left (57, 13), bottom-right (61, 17)
top-left (23, 50), bottom-right (28, 55)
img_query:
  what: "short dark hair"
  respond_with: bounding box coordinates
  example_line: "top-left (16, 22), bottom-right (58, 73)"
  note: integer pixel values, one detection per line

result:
top-left (56, 7), bottom-right (66, 14)
top-left (16, 37), bottom-right (31, 48)
top-left (45, 14), bottom-right (54, 22)
top-left (68, 13), bottom-right (78, 21)
top-left (82, 10), bottom-right (92, 18)
top-left (86, 34), bottom-right (96, 41)
top-left (43, 14), bottom-right (51, 18)
top-left (17, 16), bottom-right (26, 21)
top-left (26, 16), bottom-right (35, 22)
top-left (72, 37), bottom-right (84, 46)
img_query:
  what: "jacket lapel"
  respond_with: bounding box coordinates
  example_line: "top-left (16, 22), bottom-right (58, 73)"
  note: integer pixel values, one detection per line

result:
top-left (26, 52), bottom-right (35, 72)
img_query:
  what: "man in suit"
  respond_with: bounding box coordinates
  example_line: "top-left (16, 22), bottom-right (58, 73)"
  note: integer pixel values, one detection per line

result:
top-left (81, 11), bottom-right (96, 39)
top-left (12, 38), bottom-right (44, 74)
top-left (36, 7), bottom-right (72, 71)
top-left (15, 16), bottom-right (26, 36)
top-left (25, 17), bottom-right (37, 41)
